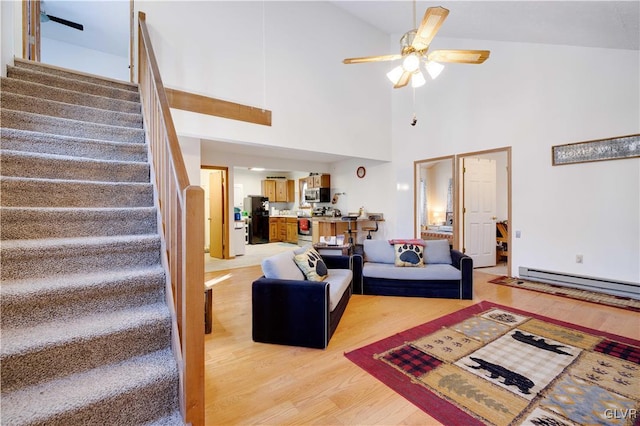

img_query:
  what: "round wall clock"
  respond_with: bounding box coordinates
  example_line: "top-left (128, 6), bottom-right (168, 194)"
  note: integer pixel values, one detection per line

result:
top-left (356, 166), bottom-right (366, 178)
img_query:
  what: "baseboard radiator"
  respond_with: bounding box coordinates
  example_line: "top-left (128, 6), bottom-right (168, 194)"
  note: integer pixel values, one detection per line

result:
top-left (518, 267), bottom-right (640, 300)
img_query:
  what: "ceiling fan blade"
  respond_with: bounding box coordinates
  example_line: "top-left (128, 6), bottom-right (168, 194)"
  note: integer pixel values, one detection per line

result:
top-left (427, 49), bottom-right (490, 64)
top-left (411, 6), bottom-right (449, 51)
top-left (394, 71), bottom-right (412, 89)
top-left (46, 14), bottom-right (84, 31)
top-left (343, 54), bottom-right (402, 65)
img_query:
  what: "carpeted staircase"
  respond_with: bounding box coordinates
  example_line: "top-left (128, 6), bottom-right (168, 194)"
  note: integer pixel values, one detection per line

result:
top-left (0, 59), bottom-right (182, 425)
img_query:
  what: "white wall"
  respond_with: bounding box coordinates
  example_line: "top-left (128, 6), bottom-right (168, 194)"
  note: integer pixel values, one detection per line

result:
top-left (41, 37), bottom-right (129, 81)
top-left (391, 37), bottom-right (639, 283)
top-left (137, 1), bottom-right (391, 161)
top-left (1, 0), bottom-right (20, 77)
top-left (138, 3), bottom-right (638, 284)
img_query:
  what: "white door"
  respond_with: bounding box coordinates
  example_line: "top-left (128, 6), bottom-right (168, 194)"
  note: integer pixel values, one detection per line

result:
top-left (464, 158), bottom-right (497, 267)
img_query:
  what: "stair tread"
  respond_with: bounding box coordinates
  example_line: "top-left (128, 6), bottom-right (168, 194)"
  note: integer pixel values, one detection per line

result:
top-left (7, 66), bottom-right (140, 103)
top-left (1, 77), bottom-right (141, 114)
top-left (0, 348), bottom-right (177, 424)
top-left (0, 233), bottom-right (160, 251)
top-left (1, 302), bottom-right (170, 357)
top-left (0, 128), bottom-right (147, 161)
top-left (1, 108), bottom-right (145, 144)
top-left (1, 91), bottom-right (142, 127)
top-left (14, 58), bottom-right (139, 92)
top-left (0, 148), bottom-right (148, 167)
top-left (1, 265), bottom-right (165, 298)
top-left (1, 175), bottom-right (153, 186)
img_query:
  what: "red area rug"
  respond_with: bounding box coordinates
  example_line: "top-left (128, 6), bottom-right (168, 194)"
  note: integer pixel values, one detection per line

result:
top-left (345, 301), bottom-right (640, 426)
top-left (488, 276), bottom-right (640, 312)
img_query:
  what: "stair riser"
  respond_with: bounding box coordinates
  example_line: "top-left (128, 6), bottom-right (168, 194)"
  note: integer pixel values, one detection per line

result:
top-left (16, 376), bottom-right (177, 426)
top-left (0, 151), bottom-right (150, 183)
top-left (0, 129), bottom-right (148, 163)
top-left (1, 92), bottom-right (142, 128)
top-left (1, 209), bottom-right (157, 240)
top-left (0, 239), bottom-right (161, 280)
top-left (1, 78), bottom-right (141, 114)
top-left (1, 110), bottom-right (145, 144)
top-left (7, 66), bottom-right (140, 103)
top-left (0, 179), bottom-right (154, 208)
top-left (1, 318), bottom-right (171, 392)
top-left (14, 59), bottom-right (139, 93)
top-left (1, 272), bottom-right (165, 329)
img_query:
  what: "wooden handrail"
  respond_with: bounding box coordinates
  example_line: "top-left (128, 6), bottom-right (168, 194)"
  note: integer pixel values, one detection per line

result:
top-left (137, 12), bottom-right (205, 426)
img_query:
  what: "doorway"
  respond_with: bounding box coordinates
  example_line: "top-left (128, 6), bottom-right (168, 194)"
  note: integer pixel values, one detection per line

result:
top-left (201, 166), bottom-right (230, 259)
top-left (24, 0), bottom-right (133, 81)
top-left (458, 147), bottom-right (511, 275)
top-left (414, 156), bottom-right (456, 247)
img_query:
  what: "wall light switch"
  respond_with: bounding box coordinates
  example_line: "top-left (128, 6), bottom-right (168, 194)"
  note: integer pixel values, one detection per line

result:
top-left (515, 230), bottom-right (521, 238)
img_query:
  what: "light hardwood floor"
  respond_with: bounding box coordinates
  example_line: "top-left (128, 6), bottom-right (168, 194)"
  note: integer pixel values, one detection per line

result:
top-left (204, 266), bottom-right (639, 425)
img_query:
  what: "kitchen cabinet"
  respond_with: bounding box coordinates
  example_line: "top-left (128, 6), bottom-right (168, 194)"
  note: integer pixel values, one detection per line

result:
top-left (262, 180), bottom-right (276, 201)
top-left (269, 217), bottom-right (298, 243)
top-left (263, 179), bottom-right (295, 202)
top-left (269, 218), bottom-right (279, 242)
top-left (286, 219), bottom-right (298, 243)
top-left (307, 174), bottom-right (330, 189)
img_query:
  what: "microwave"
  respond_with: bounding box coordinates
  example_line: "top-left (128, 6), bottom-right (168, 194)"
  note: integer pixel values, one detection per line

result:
top-left (304, 188), bottom-right (330, 203)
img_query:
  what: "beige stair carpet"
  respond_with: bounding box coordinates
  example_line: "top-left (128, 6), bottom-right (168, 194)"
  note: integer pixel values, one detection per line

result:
top-left (0, 59), bottom-right (182, 425)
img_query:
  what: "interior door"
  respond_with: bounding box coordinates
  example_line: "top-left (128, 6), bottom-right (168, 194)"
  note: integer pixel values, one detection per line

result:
top-left (209, 171), bottom-right (224, 258)
top-left (463, 158), bottom-right (497, 267)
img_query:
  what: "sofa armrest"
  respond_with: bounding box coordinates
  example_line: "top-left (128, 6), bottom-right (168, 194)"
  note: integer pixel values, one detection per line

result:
top-left (321, 254), bottom-right (350, 270)
top-left (351, 254), bottom-right (363, 294)
top-left (252, 277), bottom-right (330, 349)
top-left (451, 249), bottom-right (473, 299)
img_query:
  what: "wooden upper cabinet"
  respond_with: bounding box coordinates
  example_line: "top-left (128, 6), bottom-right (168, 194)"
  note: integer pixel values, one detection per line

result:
top-left (263, 179), bottom-right (296, 202)
top-left (262, 180), bottom-right (276, 201)
top-left (275, 180), bottom-right (286, 202)
top-left (308, 174), bottom-right (330, 189)
top-left (287, 180), bottom-right (295, 203)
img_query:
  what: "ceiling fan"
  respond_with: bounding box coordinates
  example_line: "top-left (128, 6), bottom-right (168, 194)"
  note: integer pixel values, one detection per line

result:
top-left (343, 6), bottom-right (489, 89)
top-left (40, 9), bottom-right (84, 31)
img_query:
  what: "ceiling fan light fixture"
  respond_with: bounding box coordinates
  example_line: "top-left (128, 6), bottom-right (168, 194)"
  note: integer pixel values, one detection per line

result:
top-left (402, 54), bottom-right (420, 73)
top-left (386, 65), bottom-right (404, 85)
top-left (425, 61), bottom-right (444, 79)
top-left (411, 70), bottom-right (426, 88)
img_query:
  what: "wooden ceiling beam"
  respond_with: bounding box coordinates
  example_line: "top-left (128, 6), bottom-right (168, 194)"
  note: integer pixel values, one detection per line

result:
top-left (165, 88), bottom-right (271, 126)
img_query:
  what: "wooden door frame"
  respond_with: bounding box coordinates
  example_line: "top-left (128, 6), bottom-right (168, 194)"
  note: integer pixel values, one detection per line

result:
top-left (202, 165), bottom-right (230, 260)
top-left (457, 147), bottom-right (512, 276)
top-left (413, 155), bottom-right (457, 248)
top-left (22, 0), bottom-right (40, 61)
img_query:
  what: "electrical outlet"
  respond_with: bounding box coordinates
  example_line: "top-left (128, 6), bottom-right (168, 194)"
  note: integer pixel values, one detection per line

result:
top-left (576, 254), bottom-right (583, 264)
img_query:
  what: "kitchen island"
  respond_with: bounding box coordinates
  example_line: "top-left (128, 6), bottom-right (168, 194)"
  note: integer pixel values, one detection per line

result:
top-left (311, 214), bottom-right (384, 244)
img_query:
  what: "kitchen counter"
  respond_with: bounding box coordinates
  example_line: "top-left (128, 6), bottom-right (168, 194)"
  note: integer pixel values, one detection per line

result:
top-left (270, 214), bottom-right (298, 218)
top-left (311, 214), bottom-right (384, 244)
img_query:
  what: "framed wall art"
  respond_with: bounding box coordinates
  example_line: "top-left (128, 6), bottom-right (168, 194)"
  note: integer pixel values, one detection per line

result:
top-left (552, 134), bottom-right (640, 166)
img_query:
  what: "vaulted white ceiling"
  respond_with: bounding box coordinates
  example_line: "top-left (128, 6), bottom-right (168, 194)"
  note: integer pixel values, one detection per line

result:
top-left (41, 0), bottom-right (639, 61)
top-left (331, 1), bottom-right (639, 51)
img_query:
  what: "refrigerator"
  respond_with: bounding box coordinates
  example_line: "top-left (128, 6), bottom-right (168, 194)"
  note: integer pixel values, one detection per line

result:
top-left (244, 196), bottom-right (270, 244)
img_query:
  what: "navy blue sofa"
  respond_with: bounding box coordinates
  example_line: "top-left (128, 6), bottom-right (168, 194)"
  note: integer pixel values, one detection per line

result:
top-left (252, 253), bottom-right (357, 349)
top-left (353, 239), bottom-right (473, 299)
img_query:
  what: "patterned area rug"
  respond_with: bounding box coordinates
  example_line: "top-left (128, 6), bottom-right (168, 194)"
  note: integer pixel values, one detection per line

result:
top-left (488, 276), bottom-right (640, 312)
top-left (345, 302), bottom-right (640, 426)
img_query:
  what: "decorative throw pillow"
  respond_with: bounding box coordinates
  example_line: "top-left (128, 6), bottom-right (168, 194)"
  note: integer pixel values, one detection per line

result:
top-left (294, 247), bottom-right (329, 281)
top-left (394, 242), bottom-right (424, 267)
